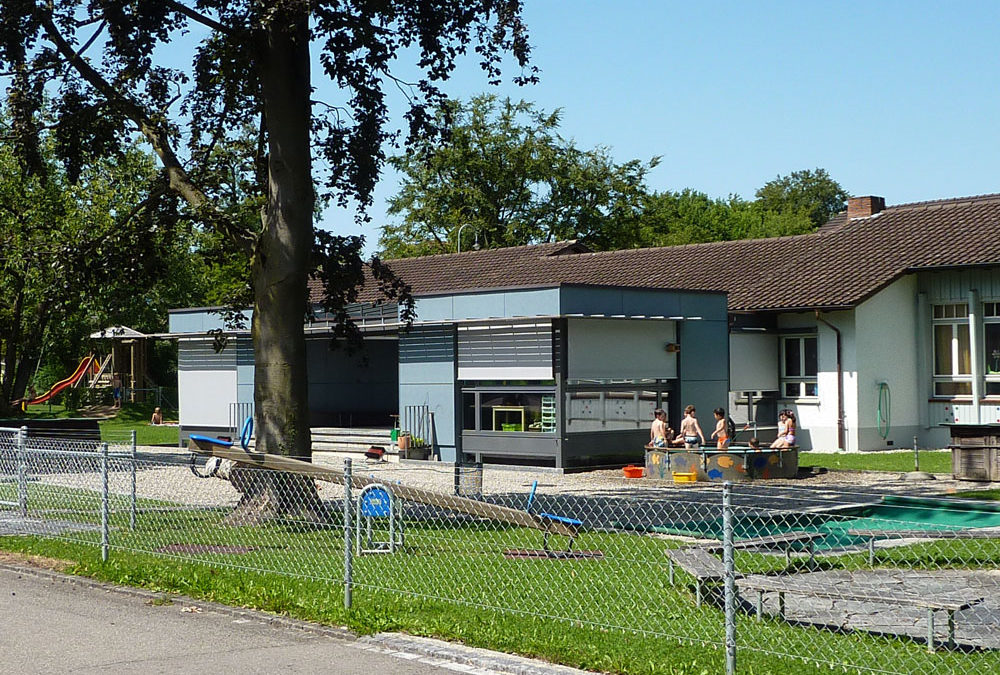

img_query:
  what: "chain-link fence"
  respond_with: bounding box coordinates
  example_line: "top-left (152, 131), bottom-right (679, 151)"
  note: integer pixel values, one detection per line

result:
top-left (1, 428), bottom-right (998, 674)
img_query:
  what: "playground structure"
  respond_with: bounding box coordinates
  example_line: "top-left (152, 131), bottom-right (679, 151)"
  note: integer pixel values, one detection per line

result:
top-left (21, 354), bottom-right (104, 409)
top-left (19, 326), bottom-right (157, 410)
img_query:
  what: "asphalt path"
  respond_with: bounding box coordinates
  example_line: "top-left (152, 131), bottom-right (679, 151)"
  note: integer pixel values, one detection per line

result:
top-left (0, 566), bottom-right (471, 674)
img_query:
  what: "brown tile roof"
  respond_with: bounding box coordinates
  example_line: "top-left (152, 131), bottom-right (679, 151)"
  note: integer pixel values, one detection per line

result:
top-left (317, 193), bottom-right (1000, 313)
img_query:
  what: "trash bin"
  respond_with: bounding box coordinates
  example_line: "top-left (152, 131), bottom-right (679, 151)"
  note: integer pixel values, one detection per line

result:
top-left (455, 463), bottom-right (483, 498)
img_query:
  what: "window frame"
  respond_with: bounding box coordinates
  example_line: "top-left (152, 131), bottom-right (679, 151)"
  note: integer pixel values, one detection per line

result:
top-left (931, 302), bottom-right (972, 398)
top-left (780, 335), bottom-right (818, 400)
top-left (985, 301), bottom-right (1000, 397)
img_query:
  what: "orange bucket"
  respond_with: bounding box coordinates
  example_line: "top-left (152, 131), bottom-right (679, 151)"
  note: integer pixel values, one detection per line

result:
top-left (623, 465), bottom-right (644, 479)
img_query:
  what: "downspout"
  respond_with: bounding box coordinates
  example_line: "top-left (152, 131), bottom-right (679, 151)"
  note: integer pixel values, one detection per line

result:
top-left (815, 310), bottom-right (846, 451)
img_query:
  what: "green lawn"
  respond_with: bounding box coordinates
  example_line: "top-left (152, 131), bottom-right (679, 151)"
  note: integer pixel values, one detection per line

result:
top-left (951, 489), bottom-right (1000, 501)
top-left (0, 481), bottom-right (997, 675)
top-left (799, 450), bottom-right (952, 474)
top-left (98, 403), bottom-right (179, 446)
top-left (5, 402), bottom-right (179, 446)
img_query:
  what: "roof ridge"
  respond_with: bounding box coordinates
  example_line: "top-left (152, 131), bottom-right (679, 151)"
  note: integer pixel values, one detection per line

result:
top-left (378, 239), bottom-right (580, 263)
top-left (885, 192), bottom-right (1000, 212)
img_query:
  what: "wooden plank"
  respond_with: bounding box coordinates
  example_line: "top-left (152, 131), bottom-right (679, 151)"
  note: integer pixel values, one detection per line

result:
top-left (665, 547), bottom-right (728, 580)
top-left (737, 575), bottom-right (983, 611)
top-left (847, 528), bottom-right (1000, 540)
top-left (701, 531), bottom-right (825, 553)
top-left (187, 440), bottom-right (579, 537)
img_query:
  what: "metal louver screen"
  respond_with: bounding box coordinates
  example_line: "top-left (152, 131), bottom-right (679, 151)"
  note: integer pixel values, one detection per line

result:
top-left (457, 322), bottom-right (553, 380)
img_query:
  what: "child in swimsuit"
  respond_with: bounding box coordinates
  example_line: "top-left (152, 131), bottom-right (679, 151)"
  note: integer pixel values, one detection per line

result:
top-left (676, 405), bottom-right (705, 448)
top-left (711, 407), bottom-right (730, 449)
top-left (649, 408), bottom-right (671, 447)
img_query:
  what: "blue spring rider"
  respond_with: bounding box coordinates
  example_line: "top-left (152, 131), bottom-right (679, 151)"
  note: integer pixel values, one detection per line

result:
top-left (189, 416), bottom-right (253, 478)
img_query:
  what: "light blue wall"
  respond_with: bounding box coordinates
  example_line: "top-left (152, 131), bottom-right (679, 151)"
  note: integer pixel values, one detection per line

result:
top-left (169, 308), bottom-right (252, 333)
top-left (398, 326), bottom-right (458, 461)
top-left (413, 288), bottom-right (561, 322)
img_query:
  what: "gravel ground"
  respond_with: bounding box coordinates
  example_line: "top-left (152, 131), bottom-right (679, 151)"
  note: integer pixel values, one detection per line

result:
top-left (21, 445), bottom-right (999, 512)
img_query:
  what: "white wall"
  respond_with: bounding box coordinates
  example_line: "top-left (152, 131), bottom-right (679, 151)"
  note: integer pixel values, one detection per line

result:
top-left (178, 369), bottom-right (238, 427)
top-left (177, 339), bottom-right (239, 429)
top-left (729, 333), bottom-right (779, 391)
top-left (567, 319), bottom-right (677, 380)
top-left (775, 310), bottom-right (856, 451)
top-left (854, 275), bottom-right (922, 450)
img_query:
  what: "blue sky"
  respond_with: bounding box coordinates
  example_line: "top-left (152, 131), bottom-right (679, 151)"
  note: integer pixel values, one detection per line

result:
top-left (321, 1), bottom-right (1000, 250)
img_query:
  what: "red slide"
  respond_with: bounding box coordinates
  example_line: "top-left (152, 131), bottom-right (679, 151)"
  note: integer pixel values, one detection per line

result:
top-left (25, 355), bottom-right (96, 406)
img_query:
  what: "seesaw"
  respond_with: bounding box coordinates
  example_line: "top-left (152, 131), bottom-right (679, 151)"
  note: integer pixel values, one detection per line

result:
top-left (186, 434), bottom-right (580, 541)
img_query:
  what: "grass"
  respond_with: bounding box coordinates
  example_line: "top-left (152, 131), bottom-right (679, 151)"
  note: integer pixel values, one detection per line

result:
top-left (1, 481), bottom-right (997, 674)
top-left (799, 450), bottom-right (952, 474)
top-left (4, 401), bottom-right (179, 446)
top-left (98, 402), bottom-right (179, 446)
top-left (951, 489), bottom-right (1000, 501)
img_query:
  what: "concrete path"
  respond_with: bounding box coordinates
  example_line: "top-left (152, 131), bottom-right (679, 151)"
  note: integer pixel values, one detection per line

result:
top-left (0, 564), bottom-right (589, 675)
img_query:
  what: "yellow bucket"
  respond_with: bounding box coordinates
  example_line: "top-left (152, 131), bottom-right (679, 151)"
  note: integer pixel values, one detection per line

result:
top-left (672, 471), bottom-right (697, 483)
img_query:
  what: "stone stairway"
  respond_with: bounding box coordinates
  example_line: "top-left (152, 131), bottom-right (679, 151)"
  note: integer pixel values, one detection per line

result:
top-left (246, 426), bottom-right (398, 460)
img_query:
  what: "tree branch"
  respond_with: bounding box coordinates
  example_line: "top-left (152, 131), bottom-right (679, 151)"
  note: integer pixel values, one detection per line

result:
top-left (38, 13), bottom-right (254, 254)
top-left (162, 0), bottom-right (230, 34)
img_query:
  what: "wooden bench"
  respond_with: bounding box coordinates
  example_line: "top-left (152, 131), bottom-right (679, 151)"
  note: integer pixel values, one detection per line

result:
top-left (847, 528), bottom-right (1000, 566)
top-left (737, 574), bottom-right (983, 652)
top-left (701, 531), bottom-right (825, 568)
top-left (665, 547), bottom-right (739, 607)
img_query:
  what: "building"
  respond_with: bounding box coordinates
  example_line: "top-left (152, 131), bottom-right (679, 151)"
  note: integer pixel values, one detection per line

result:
top-left (554, 193), bottom-right (1000, 451)
top-left (170, 193), bottom-right (1000, 459)
top-left (169, 242), bottom-right (730, 468)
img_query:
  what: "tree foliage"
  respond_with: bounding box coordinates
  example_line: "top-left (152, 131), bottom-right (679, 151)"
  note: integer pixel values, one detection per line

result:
top-left (0, 2), bottom-right (534, 469)
top-left (755, 168), bottom-right (850, 229)
top-left (0, 120), bottom-right (197, 413)
top-left (379, 95), bottom-right (658, 257)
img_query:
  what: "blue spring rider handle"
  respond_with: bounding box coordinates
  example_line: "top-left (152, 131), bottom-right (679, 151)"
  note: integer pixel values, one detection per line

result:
top-left (240, 415), bottom-right (254, 451)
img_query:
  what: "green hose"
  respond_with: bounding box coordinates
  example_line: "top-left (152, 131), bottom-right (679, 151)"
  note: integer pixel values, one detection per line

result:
top-left (876, 382), bottom-right (891, 439)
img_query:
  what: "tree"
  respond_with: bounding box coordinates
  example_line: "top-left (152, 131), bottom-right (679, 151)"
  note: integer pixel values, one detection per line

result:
top-left (379, 95), bottom-right (657, 257)
top-left (1, 2), bottom-right (533, 518)
top-left (0, 126), bottom-right (190, 415)
top-left (755, 168), bottom-right (850, 229)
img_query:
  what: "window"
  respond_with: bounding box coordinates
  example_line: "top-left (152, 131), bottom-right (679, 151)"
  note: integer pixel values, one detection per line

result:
top-left (461, 389), bottom-right (556, 433)
top-left (781, 336), bottom-right (817, 399)
top-left (932, 303), bottom-right (971, 397)
top-left (986, 302), bottom-right (1000, 396)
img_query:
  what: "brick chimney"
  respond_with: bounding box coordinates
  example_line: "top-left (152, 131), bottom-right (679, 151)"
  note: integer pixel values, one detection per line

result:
top-left (847, 195), bottom-right (886, 219)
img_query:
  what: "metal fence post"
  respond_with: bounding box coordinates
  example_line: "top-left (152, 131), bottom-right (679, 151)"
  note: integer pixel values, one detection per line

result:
top-left (723, 481), bottom-right (736, 675)
top-left (17, 426), bottom-right (28, 518)
top-left (343, 458), bottom-right (353, 610)
top-left (130, 430), bottom-right (137, 530)
top-left (101, 442), bottom-right (110, 562)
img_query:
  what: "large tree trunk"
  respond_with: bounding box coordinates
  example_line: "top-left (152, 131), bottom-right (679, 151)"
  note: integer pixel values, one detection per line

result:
top-left (226, 3), bottom-right (322, 525)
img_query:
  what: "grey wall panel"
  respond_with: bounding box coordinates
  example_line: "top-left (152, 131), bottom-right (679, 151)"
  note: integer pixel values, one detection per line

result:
top-left (399, 326), bottom-right (458, 461)
top-left (681, 291), bottom-right (728, 320)
top-left (567, 318), bottom-right (677, 380)
top-left (457, 322), bottom-right (553, 379)
top-left (677, 318), bottom-right (729, 421)
top-left (919, 267), bottom-right (1000, 302)
top-left (178, 339), bottom-right (237, 370)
